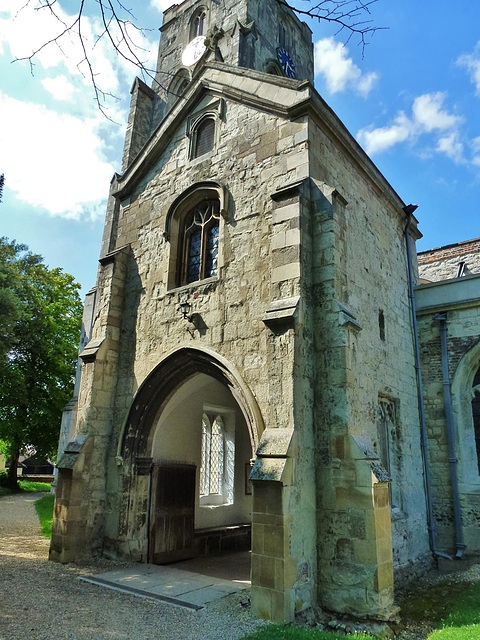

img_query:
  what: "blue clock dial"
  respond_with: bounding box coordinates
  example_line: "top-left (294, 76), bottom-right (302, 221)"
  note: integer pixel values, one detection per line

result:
top-left (277, 47), bottom-right (296, 79)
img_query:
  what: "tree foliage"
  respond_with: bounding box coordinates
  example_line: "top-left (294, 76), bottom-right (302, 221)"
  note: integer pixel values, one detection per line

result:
top-left (0, 238), bottom-right (82, 489)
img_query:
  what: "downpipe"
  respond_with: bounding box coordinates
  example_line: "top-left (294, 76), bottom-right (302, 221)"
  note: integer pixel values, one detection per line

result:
top-left (403, 206), bottom-right (452, 561)
top-left (433, 313), bottom-right (466, 559)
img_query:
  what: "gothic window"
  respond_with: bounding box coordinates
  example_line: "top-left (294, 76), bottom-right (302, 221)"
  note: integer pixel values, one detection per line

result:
top-left (192, 117), bottom-right (215, 159)
top-left (266, 61), bottom-right (282, 76)
top-left (200, 413), bottom-right (226, 502)
top-left (377, 399), bottom-right (401, 508)
top-left (472, 366), bottom-right (480, 474)
top-left (167, 70), bottom-right (190, 109)
top-left (182, 199), bottom-right (220, 285)
top-left (190, 8), bottom-right (207, 40)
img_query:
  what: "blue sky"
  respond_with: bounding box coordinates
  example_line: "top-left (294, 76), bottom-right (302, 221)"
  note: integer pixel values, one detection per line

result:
top-left (1, 0), bottom-right (479, 297)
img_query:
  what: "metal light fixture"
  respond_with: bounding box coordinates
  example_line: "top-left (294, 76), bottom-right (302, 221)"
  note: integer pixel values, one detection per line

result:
top-left (178, 297), bottom-right (193, 322)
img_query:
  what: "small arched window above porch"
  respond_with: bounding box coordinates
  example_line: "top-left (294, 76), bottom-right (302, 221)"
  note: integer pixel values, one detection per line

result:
top-left (192, 117), bottom-right (215, 159)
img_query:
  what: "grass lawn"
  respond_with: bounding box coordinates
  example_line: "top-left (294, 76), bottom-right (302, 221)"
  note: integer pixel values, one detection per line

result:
top-left (239, 577), bottom-right (480, 640)
top-left (424, 579), bottom-right (480, 640)
top-left (19, 480), bottom-right (52, 492)
top-left (34, 494), bottom-right (54, 538)
top-left (240, 627), bottom-right (373, 640)
top-left (0, 479), bottom-right (51, 497)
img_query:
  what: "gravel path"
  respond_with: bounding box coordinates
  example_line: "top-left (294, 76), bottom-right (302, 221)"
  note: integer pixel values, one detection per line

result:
top-left (0, 492), bottom-right (265, 640)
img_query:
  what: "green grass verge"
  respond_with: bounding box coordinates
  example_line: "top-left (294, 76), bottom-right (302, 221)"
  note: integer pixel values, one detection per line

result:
top-left (240, 578), bottom-right (480, 640)
top-left (19, 480), bottom-right (52, 492)
top-left (34, 494), bottom-right (54, 539)
top-left (425, 579), bottom-right (480, 640)
top-left (428, 625), bottom-right (480, 640)
top-left (0, 480), bottom-right (51, 496)
top-left (240, 626), bottom-right (373, 640)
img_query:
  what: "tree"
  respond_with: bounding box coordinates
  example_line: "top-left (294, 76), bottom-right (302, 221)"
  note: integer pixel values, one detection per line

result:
top-left (0, 238), bottom-right (83, 489)
top-left (14, 0), bottom-right (384, 117)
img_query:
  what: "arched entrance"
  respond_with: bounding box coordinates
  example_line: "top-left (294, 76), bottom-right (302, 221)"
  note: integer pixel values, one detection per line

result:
top-left (119, 346), bottom-right (263, 565)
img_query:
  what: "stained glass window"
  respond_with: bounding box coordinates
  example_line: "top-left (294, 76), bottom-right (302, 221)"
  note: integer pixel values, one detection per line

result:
top-left (182, 200), bottom-right (220, 285)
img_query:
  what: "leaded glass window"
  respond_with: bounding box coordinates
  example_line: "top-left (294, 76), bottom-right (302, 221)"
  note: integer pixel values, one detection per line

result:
top-left (209, 417), bottom-right (224, 494)
top-left (182, 200), bottom-right (220, 285)
top-left (200, 415), bottom-right (211, 496)
top-left (199, 414), bottom-right (225, 500)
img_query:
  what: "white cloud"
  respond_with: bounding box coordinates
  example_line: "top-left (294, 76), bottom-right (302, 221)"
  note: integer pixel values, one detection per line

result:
top-left (357, 112), bottom-right (412, 155)
top-left (41, 75), bottom-right (76, 101)
top-left (412, 92), bottom-right (462, 132)
top-left (436, 132), bottom-right (464, 163)
top-left (150, 0), bottom-right (177, 12)
top-left (470, 136), bottom-right (480, 167)
top-left (314, 37), bottom-right (378, 96)
top-left (0, 92), bottom-right (114, 218)
top-left (472, 137), bottom-right (480, 154)
top-left (357, 92), bottom-right (463, 158)
top-left (457, 42), bottom-right (480, 95)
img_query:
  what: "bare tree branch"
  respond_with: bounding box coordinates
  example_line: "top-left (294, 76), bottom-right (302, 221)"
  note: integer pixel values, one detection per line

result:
top-left (10, 0), bottom-right (385, 117)
top-left (280, 0), bottom-right (386, 54)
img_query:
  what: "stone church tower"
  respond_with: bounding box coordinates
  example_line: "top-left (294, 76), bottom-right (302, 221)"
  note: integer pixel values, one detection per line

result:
top-left (51, 0), bottom-right (433, 623)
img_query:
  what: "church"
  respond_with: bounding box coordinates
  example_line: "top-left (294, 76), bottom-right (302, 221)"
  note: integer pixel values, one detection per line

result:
top-left (50, 0), bottom-right (480, 624)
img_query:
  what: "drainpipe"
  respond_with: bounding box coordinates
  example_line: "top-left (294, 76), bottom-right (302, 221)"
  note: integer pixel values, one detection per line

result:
top-left (433, 313), bottom-right (466, 558)
top-left (403, 205), bottom-right (451, 561)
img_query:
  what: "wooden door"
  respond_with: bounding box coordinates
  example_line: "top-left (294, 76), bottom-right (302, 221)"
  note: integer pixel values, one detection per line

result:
top-left (150, 463), bottom-right (196, 564)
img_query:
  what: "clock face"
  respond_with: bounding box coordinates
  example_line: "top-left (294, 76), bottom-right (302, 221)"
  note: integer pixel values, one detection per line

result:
top-left (182, 36), bottom-right (207, 67)
top-left (277, 47), bottom-right (296, 79)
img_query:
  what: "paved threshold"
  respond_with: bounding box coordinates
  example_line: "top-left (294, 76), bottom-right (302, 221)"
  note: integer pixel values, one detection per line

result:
top-left (79, 562), bottom-right (249, 610)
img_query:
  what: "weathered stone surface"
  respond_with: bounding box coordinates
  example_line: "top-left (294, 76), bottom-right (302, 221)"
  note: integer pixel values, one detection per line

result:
top-left (49, 0), bottom-right (468, 627)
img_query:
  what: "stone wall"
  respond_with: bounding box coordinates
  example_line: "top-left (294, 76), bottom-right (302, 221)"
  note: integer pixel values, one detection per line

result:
top-left (305, 95), bottom-right (430, 613)
top-left (418, 237), bottom-right (480, 282)
top-left (52, 57), bottom-right (435, 622)
top-left (416, 276), bottom-right (480, 557)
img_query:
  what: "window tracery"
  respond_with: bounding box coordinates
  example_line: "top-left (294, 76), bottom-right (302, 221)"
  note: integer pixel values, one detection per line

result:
top-left (182, 199), bottom-right (220, 284)
top-left (189, 7), bottom-right (207, 41)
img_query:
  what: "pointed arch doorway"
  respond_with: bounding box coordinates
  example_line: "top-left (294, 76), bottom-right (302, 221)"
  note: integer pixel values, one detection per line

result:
top-left (149, 372), bottom-right (254, 563)
top-left (120, 347), bottom-right (263, 568)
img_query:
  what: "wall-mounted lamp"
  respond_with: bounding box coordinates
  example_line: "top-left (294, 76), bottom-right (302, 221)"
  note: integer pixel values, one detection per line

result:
top-left (178, 298), bottom-right (194, 322)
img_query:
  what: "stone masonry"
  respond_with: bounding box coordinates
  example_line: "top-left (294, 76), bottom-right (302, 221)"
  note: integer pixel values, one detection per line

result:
top-left (48, 0), bottom-right (469, 627)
